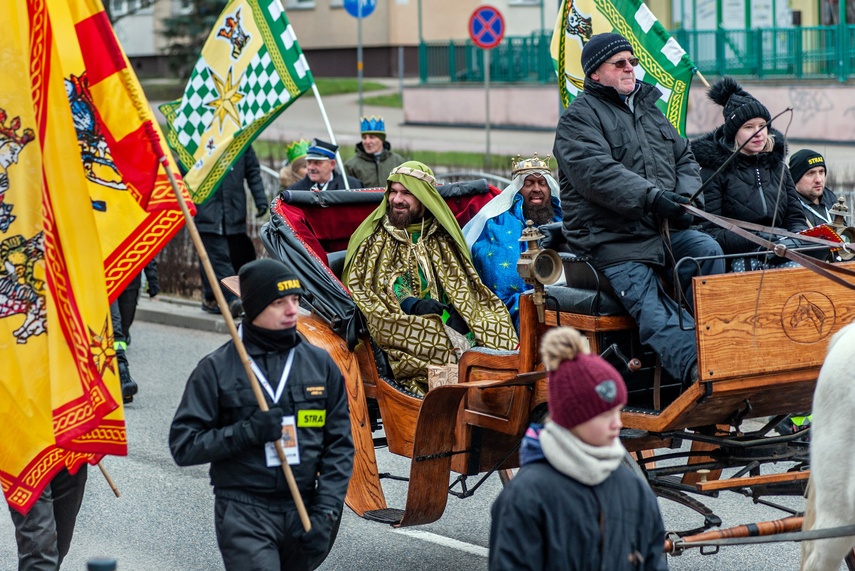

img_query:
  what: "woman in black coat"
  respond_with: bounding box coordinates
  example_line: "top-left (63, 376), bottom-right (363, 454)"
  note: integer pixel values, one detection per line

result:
top-left (691, 77), bottom-right (807, 268)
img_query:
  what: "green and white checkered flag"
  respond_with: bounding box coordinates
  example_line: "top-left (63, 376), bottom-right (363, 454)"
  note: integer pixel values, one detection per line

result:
top-left (549, 0), bottom-right (695, 136)
top-left (160, 0), bottom-right (313, 203)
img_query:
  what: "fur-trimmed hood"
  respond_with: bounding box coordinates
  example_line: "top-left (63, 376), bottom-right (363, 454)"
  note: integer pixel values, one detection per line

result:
top-left (691, 126), bottom-right (787, 172)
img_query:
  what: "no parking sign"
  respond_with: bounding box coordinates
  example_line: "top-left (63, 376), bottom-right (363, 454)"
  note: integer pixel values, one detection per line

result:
top-left (469, 5), bottom-right (505, 50)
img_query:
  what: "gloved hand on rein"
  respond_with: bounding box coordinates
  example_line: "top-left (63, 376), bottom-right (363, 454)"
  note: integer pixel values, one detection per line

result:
top-left (652, 190), bottom-right (690, 220)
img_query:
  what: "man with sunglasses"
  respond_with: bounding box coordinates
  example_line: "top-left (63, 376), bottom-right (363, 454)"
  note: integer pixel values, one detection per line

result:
top-left (552, 33), bottom-right (724, 388)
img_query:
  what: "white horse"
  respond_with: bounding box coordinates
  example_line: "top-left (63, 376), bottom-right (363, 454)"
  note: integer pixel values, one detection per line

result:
top-left (801, 322), bottom-right (855, 571)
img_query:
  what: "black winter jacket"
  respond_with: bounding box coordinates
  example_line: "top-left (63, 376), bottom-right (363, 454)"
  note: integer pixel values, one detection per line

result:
top-left (169, 333), bottom-right (353, 513)
top-left (195, 146), bottom-right (267, 235)
top-left (691, 128), bottom-right (807, 254)
top-left (553, 78), bottom-right (703, 269)
top-left (489, 460), bottom-right (667, 571)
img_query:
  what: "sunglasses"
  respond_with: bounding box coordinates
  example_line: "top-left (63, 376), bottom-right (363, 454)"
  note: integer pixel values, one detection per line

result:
top-left (604, 57), bottom-right (639, 69)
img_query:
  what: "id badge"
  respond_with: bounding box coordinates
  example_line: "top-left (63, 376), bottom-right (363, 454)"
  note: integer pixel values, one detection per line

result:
top-left (265, 415), bottom-right (300, 467)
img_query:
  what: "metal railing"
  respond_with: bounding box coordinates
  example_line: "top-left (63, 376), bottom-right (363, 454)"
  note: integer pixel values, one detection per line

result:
top-left (420, 25), bottom-right (855, 83)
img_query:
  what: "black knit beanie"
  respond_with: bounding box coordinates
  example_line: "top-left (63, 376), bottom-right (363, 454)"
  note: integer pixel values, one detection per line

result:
top-left (789, 149), bottom-right (826, 184)
top-left (238, 259), bottom-right (303, 323)
top-left (581, 33), bottom-right (633, 77)
top-left (708, 76), bottom-right (771, 143)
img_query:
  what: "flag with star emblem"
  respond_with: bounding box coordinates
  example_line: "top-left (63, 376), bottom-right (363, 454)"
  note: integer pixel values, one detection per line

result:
top-left (160, 0), bottom-right (314, 204)
top-left (550, 0), bottom-right (695, 135)
top-left (2, 0), bottom-right (133, 515)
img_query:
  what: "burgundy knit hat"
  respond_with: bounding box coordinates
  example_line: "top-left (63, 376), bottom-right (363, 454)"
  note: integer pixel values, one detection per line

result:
top-left (541, 328), bottom-right (627, 429)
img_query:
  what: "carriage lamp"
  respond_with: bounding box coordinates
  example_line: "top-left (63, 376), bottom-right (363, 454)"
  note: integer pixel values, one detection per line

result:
top-left (829, 197), bottom-right (855, 260)
top-left (517, 221), bottom-right (562, 323)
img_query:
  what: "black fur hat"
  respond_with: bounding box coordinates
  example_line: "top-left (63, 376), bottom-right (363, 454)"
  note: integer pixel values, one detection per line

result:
top-left (708, 76), bottom-right (771, 143)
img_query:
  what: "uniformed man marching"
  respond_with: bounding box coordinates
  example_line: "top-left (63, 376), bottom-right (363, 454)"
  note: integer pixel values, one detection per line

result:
top-left (169, 258), bottom-right (353, 571)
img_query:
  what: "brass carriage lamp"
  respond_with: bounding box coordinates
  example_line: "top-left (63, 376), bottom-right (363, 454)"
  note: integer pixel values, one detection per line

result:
top-left (829, 197), bottom-right (855, 260)
top-left (517, 221), bottom-right (562, 323)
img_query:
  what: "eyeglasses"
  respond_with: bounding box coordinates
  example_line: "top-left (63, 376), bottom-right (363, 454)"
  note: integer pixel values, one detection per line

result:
top-left (604, 57), bottom-right (639, 69)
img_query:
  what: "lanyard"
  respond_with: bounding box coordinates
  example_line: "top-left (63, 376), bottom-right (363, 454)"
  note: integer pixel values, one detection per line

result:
top-left (239, 325), bottom-right (295, 404)
top-left (799, 199), bottom-right (832, 226)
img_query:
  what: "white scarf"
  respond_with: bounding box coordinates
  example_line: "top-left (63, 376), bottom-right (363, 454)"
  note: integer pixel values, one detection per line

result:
top-left (540, 420), bottom-right (626, 486)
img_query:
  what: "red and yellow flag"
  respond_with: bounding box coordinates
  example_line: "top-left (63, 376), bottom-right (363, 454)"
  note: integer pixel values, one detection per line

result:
top-left (0, 0), bottom-right (189, 515)
top-left (62, 0), bottom-right (194, 300)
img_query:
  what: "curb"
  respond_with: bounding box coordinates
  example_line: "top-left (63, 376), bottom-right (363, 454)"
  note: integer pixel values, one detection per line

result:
top-left (136, 296), bottom-right (233, 335)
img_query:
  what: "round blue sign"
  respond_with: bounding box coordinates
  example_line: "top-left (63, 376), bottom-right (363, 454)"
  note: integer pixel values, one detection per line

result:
top-left (469, 5), bottom-right (505, 49)
top-left (344, 0), bottom-right (376, 19)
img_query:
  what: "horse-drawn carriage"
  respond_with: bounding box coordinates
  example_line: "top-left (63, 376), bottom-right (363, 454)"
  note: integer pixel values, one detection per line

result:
top-left (259, 181), bottom-right (855, 558)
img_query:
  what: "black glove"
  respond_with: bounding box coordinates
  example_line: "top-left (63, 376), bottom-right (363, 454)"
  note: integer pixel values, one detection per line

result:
top-left (301, 508), bottom-right (335, 556)
top-left (652, 191), bottom-right (690, 220)
top-left (444, 306), bottom-right (470, 335)
top-left (256, 204), bottom-right (268, 218)
top-left (237, 407), bottom-right (284, 447)
top-left (147, 280), bottom-right (159, 298)
top-left (406, 298), bottom-right (445, 316)
top-left (669, 211), bottom-right (695, 230)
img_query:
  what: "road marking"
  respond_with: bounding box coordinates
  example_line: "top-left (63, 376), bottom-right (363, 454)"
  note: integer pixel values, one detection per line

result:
top-left (390, 529), bottom-right (489, 558)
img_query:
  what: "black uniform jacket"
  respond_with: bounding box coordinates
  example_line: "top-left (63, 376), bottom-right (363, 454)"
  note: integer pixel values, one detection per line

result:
top-left (195, 146), bottom-right (267, 235)
top-left (169, 334), bottom-right (353, 512)
top-left (553, 77), bottom-right (703, 269)
top-left (287, 171), bottom-right (363, 191)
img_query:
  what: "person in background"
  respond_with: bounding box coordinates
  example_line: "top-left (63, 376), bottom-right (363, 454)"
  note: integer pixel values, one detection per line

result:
top-left (489, 327), bottom-right (667, 571)
top-left (115, 258), bottom-right (158, 346)
top-left (286, 139), bottom-right (362, 191)
top-left (789, 149), bottom-right (838, 228)
top-left (196, 145), bottom-right (268, 318)
top-left (279, 139), bottom-right (309, 190)
top-left (344, 116), bottom-right (405, 189)
top-left (169, 258), bottom-right (354, 571)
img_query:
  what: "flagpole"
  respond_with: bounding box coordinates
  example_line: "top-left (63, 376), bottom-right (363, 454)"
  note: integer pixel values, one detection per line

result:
top-left (694, 69), bottom-right (711, 89)
top-left (148, 126), bottom-right (311, 532)
top-left (310, 83), bottom-right (352, 190)
top-left (97, 461), bottom-right (121, 497)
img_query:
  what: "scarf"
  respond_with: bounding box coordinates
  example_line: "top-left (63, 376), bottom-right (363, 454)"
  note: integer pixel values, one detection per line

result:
top-left (242, 321), bottom-right (298, 354)
top-left (540, 420), bottom-right (626, 486)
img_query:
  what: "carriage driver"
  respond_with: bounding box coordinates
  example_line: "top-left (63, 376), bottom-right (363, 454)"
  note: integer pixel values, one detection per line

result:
top-left (552, 32), bottom-right (725, 386)
top-left (169, 258), bottom-right (354, 571)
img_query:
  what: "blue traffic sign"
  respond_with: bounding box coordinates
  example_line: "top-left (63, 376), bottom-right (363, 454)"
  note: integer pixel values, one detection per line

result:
top-left (344, 0), bottom-right (376, 19)
top-left (469, 5), bottom-right (505, 49)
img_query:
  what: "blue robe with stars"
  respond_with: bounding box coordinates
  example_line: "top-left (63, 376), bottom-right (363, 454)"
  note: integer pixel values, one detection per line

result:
top-left (471, 193), bottom-right (561, 330)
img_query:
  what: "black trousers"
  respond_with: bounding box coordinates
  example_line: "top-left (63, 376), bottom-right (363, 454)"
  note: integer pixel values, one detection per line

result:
top-left (214, 495), bottom-right (336, 571)
top-left (198, 233), bottom-right (242, 303)
top-left (9, 465), bottom-right (88, 571)
top-left (116, 273), bottom-right (142, 340)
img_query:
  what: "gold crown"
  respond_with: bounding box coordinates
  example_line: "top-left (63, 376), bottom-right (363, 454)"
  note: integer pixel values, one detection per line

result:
top-left (511, 153), bottom-right (551, 177)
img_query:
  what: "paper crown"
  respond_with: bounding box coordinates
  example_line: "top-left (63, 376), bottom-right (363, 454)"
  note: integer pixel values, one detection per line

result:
top-left (285, 139), bottom-right (309, 163)
top-left (511, 153), bottom-right (551, 177)
top-left (360, 115), bottom-right (386, 135)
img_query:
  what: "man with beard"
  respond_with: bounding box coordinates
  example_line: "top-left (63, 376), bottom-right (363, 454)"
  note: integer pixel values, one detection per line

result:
top-left (463, 153), bottom-right (562, 329)
top-left (789, 149), bottom-right (838, 228)
top-left (342, 161), bottom-right (518, 397)
top-left (169, 259), bottom-right (354, 571)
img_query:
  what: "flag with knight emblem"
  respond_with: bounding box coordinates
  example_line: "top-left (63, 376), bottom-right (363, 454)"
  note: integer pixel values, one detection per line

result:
top-left (550, 0), bottom-right (695, 135)
top-left (160, 0), bottom-right (314, 204)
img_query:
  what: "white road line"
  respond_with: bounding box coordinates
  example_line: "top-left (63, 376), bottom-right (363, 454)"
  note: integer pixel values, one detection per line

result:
top-left (390, 529), bottom-right (489, 558)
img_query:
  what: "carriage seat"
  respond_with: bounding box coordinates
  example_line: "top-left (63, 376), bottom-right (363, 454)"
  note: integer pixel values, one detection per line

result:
top-left (327, 250), bottom-right (347, 280)
top-left (537, 223), bottom-right (626, 317)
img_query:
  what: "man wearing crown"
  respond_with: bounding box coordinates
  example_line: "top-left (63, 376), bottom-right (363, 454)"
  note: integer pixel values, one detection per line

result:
top-left (463, 154), bottom-right (562, 329)
top-left (342, 161), bottom-right (517, 397)
top-left (344, 116), bottom-right (406, 189)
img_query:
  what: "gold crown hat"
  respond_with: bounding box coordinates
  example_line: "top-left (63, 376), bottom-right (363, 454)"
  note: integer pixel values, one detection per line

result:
top-left (511, 152), bottom-right (552, 177)
top-left (285, 139), bottom-right (310, 163)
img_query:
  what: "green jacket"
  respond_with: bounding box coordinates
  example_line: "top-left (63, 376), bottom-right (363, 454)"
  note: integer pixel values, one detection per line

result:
top-left (344, 141), bottom-right (405, 189)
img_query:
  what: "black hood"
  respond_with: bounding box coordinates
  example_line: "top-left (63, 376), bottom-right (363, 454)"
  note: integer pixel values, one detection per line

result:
top-left (691, 126), bottom-right (787, 171)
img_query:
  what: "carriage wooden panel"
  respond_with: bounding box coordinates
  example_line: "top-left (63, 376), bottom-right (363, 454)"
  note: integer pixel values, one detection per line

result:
top-left (694, 264), bottom-right (855, 382)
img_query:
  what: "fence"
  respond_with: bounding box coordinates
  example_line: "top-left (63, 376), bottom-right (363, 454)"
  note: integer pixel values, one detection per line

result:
top-left (420, 25), bottom-right (855, 84)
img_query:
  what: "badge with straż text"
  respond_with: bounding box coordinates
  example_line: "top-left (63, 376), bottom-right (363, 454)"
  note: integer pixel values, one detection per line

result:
top-left (303, 385), bottom-right (326, 398)
top-left (265, 415), bottom-right (300, 467)
top-left (297, 410), bottom-right (326, 428)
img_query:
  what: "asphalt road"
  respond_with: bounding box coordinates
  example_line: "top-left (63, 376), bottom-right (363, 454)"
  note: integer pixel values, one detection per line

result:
top-left (0, 320), bottom-right (841, 570)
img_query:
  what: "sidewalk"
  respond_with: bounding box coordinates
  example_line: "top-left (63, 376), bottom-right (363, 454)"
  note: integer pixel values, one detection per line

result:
top-left (136, 295), bottom-right (232, 334)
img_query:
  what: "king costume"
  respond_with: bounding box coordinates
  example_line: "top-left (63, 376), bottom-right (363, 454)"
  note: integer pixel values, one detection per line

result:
top-left (463, 155), bottom-right (562, 329)
top-left (343, 161), bottom-right (518, 396)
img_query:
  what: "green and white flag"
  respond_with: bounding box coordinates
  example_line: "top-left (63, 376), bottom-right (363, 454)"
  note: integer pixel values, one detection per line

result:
top-left (160, 0), bottom-right (313, 203)
top-left (550, 0), bottom-right (695, 135)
